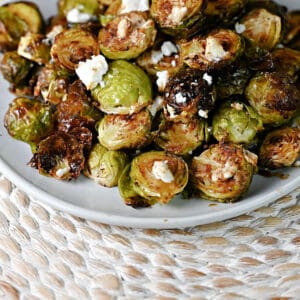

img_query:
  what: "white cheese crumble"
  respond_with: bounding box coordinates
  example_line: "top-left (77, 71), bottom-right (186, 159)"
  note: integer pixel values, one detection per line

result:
top-left (151, 41), bottom-right (178, 64)
top-left (294, 160), bottom-right (300, 167)
top-left (152, 160), bottom-right (174, 183)
top-left (66, 6), bottom-right (93, 23)
top-left (211, 161), bottom-right (237, 182)
top-left (56, 166), bottom-right (70, 178)
top-left (46, 25), bottom-right (64, 44)
top-left (203, 73), bottom-right (213, 85)
top-left (171, 60), bottom-right (177, 67)
top-left (175, 92), bottom-right (186, 104)
top-left (117, 18), bottom-right (130, 39)
top-left (156, 71), bottom-right (169, 92)
top-left (167, 104), bottom-right (177, 118)
top-left (149, 96), bottom-right (163, 116)
top-left (75, 55), bottom-right (109, 90)
top-left (198, 109), bottom-right (209, 119)
top-left (120, 0), bottom-right (149, 13)
top-left (205, 36), bottom-right (228, 62)
top-left (169, 6), bottom-right (188, 24)
top-left (231, 102), bottom-right (244, 111)
top-left (235, 22), bottom-right (246, 34)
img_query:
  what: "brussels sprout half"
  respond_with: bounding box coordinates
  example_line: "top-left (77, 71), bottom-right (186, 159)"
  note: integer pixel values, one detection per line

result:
top-left (98, 11), bottom-right (157, 60)
top-left (0, 51), bottom-right (34, 85)
top-left (128, 151), bottom-right (189, 204)
top-left (51, 28), bottom-right (99, 71)
top-left (180, 29), bottom-right (244, 71)
top-left (4, 97), bottom-right (55, 149)
top-left (150, 0), bottom-right (206, 38)
top-left (245, 72), bottom-right (300, 126)
top-left (97, 108), bottom-right (152, 151)
top-left (91, 60), bottom-right (152, 115)
top-left (212, 100), bottom-right (264, 144)
top-left (84, 143), bottom-right (129, 187)
top-left (259, 127), bottom-right (300, 169)
top-left (191, 143), bottom-right (257, 202)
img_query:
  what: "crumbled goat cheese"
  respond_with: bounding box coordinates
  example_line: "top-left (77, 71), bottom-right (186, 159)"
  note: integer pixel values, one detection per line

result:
top-left (171, 60), bottom-right (177, 67)
top-left (120, 0), bottom-right (149, 13)
top-left (169, 6), bottom-right (188, 24)
top-left (198, 109), bottom-right (209, 119)
top-left (235, 22), bottom-right (246, 34)
top-left (167, 104), bottom-right (177, 118)
top-left (203, 73), bottom-right (213, 85)
top-left (152, 160), bottom-right (174, 183)
top-left (156, 71), bottom-right (169, 92)
top-left (117, 18), bottom-right (131, 39)
top-left (151, 50), bottom-right (164, 64)
top-left (149, 96), bottom-right (163, 116)
top-left (46, 25), bottom-right (64, 44)
top-left (205, 36), bottom-right (228, 62)
top-left (211, 161), bottom-right (237, 182)
top-left (175, 93), bottom-right (186, 104)
top-left (75, 55), bottom-right (109, 90)
top-left (56, 166), bottom-right (70, 178)
top-left (66, 6), bottom-right (93, 23)
top-left (294, 160), bottom-right (300, 167)
top-left (161, 41), bottom-right (178, 56)
top-left (231, 102), bottom-right (244, 111)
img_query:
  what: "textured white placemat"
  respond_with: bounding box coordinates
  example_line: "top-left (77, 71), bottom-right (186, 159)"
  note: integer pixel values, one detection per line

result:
top-left (0, 173), bottom-right (300, 299)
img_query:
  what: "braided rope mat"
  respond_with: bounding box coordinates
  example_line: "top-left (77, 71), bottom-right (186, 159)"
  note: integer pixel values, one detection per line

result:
top-left (0, 174), bottom-right (299, 299)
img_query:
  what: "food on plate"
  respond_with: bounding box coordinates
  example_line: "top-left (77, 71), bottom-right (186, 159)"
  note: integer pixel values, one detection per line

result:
top-left (1, 0), bottom-right (300, 208)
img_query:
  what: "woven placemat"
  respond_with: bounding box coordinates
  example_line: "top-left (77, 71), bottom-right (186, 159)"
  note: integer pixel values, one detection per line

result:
top-left (0, 173), bottom-right (299, 299)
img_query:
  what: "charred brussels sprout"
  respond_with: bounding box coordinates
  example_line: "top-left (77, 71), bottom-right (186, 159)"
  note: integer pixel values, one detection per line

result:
top-left (155, 116), bottom-right (208, 155)
top-left (191, 143), bottom-right (257, 202)
top-left (119, 151), bottom-right (188, 205)
top-left (259, 127), bottom-right (300, 169)
top-left (98, 11), bottom-right (157, 60)
top-left (51, 28), bottom-right (99, 71)
top-left (204, 0), bottom-right (246, 27)
top-left (284, 10), bottom-right (300, 50)
top-left (30, 132), bottom-right (85, 180)
top-left (245, 72), bottom-right (300, 126)
top-left (180, 29), bottom-right (244, 71)
top-left (212, 100), bottom-right (263, 144)
top-left (17, 33), bottom-right (51, 65)
top-left (0, 51), bottom-right (34, 85)
top-left (163, 68), bottom-right (216, 122)
top-left (0, 2), bottom-right (44, 51)
top-left (91, 60), bottom-right (152, 115)
top-left (57, 80), bottom-right (102, 132)
top-left (97, 108), bottom-right (152, 150)
top-left (150, 0), bottom-right (206, 38)
top-left (4, 97), bottom-right (54, 149)
top-left (239, 8), bottom-right (283, 50)
top-left (271, 47), bottom-right (300, 80)
top-left (84, 143), bottom-right (129, 187)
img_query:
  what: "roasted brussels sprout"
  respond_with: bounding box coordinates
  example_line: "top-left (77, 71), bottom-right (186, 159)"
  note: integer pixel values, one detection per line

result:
top-left (204, 0), bottom-right (246, 27)
top-left (29, 132), bottom-right (85, 180)
top-left (284, 10), bottom-right (300, 50)
top-left (180, 29), bottom-right (244, 71)
top-left (51, 28), bottom-right (99, 71)
top-left (97, 108), bottom-right (152, 150)
top-left (98, 11), bottom-right (156, 60)
top-left (259, 127), bottom-right (300, 169)
top-left (119, 151), bottom-right (188, 205)
top-left (136, 40), bottom-right (183, 77)
top-left (0, 2), bottom-right (44, 52)
top-left (4, 97), bottom-right (54, 149)
top-left (58, 0), bottom-right (100, 22)
top-left (17, 33), bottom-right (51, 65)
top-left (150, 0), bottom-right (206, 38)
top-left (163, 68), bottom-right (216, 122)
top-left (155, 116), bottom-right (208, 155)
top-left (34, 64), bottom-right (70, 105)
top-left (91, 60), bottom-right (152, 115)
top-left (68, 126), bottom-right (93, 157)
top-left (0, 51), bottom-right (34, 85)
top-left (215, 62), bottom-right (252, 99)
top-left (212, 99), bottom-right (263, 144)
top-left (271, 47), bottom-right (300, 80)
top-left (57, 80), bottom-right (102, 132)
top-left (239, 8), bottom-right (283, 50)
top-left (84, 143), bottom-right (129, 187)
top-left (245, 72), bottom-right (300, 126)
top-left (190, 143), bottom-right (257, 202)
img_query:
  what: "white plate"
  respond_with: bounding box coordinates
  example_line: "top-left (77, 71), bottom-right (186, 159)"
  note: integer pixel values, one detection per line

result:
top-left (0, 0), bottom-right (299, 229)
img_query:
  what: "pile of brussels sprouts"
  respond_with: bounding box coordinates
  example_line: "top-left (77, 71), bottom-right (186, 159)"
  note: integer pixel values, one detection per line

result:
top-left (1, 0), bottom-right (300, 208)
